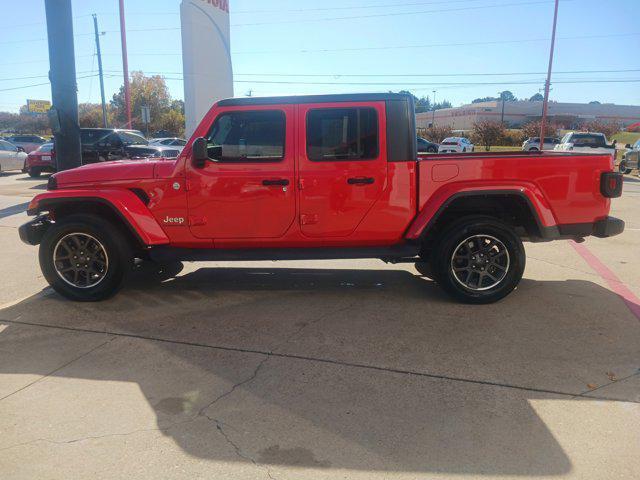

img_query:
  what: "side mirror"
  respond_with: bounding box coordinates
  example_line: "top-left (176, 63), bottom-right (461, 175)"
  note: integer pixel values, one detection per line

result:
top-left (192, 137), bottom-right (209, 168)
top-left (626, 144), bottom-right (632, 149)
top-left (16, 146), bottom-right (25, 153)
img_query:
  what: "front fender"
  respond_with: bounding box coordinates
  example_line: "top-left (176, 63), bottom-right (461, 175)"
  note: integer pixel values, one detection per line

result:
top-left (405, 182), bottom-right (558, 240)
top-left (27, 189), bottom-right (170, 246)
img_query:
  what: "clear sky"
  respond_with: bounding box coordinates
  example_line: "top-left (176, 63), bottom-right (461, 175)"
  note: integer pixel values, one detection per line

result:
top-left (1, 0), bottom-right (638, 113)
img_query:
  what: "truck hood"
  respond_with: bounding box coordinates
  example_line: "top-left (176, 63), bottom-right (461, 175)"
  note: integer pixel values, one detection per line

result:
top-left (53, 159), bottom-right (176, 186)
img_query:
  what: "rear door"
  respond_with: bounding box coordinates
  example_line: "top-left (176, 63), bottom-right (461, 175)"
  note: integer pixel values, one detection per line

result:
top-left (186, 105), bottom-right (296, 239)
top-left (297, 102), bottom-right (387, 237)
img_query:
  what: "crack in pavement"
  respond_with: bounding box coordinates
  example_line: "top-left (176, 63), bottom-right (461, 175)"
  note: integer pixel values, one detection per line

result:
top-left (214, 419), bottom-right (277, 480)
top-left (197, 354), bottom-right (270, 418)
top-left (0, 335), bottom-right (117, 403)
top-left (1, 317), bottom-right (639, 404)
top-left (0, 424), bottom-right (184, 452)
top-left (573, 370), bottom-right (640, 399)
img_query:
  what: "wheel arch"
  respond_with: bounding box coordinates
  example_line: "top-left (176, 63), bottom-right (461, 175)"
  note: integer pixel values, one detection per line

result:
top-left (27, 190), bottom-right (169, 248)
top-left (407, 189), bottom-right (558, 248)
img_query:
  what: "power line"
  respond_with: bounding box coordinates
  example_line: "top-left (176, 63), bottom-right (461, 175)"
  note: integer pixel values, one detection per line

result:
top-left (232, 32), bottom-right (640, 55)
top-left (0, 0), bottom-right (568, 45)
top-left (0, 74), bottom-right (99, 93)
top-left (99, 73), bottom-right (638, 88)
top-left (97, 68), bottom-right (640, 78)
top-left (231, 0), bottom-right (566, 26)
top-left (231, 68), bottom-right (640, 78)
top-left (233, 0), bottom-right (492, 14)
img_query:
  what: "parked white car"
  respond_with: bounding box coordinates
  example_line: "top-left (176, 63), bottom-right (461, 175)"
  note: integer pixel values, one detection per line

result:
top-left (522, 137), bottom-right (560, 151)
top-left (438, 137), bottom-right (475, 153)
top-left (554, 132), bottom-right (616, 155)
top-left (0, 139), bottom-right (28, 173)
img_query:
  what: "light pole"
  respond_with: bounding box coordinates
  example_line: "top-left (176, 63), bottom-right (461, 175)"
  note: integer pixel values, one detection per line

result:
top-left (92, 14), bottom-right (108, 128)
top-left (45, 0), bottom-right (81, 171)
top-left (432, 90), bottom-right (436, 127)
top-left (539, 0), bottom-right (560, 151)
top-left (118, 0), bottom-right (132, 128)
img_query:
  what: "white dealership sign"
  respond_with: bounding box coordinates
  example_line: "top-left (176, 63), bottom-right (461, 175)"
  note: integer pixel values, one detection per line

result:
top-left (181, 0), bottom-right (234, 137)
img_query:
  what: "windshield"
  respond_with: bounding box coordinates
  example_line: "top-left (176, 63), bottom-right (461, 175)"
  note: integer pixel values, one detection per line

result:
top-left (81, 129), bottom-right (109, 145)
top-left (118, 132), bottom-right (148, 146)
top-left (571, 134), bottom-right (606, 147)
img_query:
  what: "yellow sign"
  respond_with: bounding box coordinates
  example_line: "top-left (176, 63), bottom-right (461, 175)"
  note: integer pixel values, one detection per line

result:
top-left (27, 99), bottom-right (51, 114)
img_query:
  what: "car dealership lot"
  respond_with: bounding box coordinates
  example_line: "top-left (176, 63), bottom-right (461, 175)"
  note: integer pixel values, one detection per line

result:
top-left (0, 172), bottom-right (639, 479)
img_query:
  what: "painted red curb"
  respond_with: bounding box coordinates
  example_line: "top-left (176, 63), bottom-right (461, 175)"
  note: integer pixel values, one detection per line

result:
top-left (570, 241), bottom-right (640, 321)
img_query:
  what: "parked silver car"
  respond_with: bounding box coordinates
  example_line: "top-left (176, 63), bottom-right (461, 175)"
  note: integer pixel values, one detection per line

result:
top-left (619, 139), bottom-right (640, 174)
top-left (3, 134), bottom-right (47, 153)
top-left (522, 137), bottom-right (560, 151)
top-left (0, 139), bottom-right (28, 173)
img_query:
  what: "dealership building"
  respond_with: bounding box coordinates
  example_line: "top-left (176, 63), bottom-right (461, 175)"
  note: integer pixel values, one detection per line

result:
top-left (416, 100), bottom-right (640, 131)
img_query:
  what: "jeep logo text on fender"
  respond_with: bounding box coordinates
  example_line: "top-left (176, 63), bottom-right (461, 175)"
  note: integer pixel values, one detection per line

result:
top-left (163, 216), bottom-right (186, 225)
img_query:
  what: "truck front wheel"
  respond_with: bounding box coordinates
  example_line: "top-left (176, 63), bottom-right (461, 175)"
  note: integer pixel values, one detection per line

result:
top-left (431, 216), bottom-right (525, 304)
top-left (39, 214), bottom-right (132, 301)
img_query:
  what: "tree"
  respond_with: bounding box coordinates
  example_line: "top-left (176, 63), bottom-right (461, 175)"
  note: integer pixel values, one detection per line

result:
top-left (472, 96), bottom-right (497, 104)
top-left (111, 71), bottom-right (173, 132)
top-left (529, 93), bottom-right (544, 102)
top-left (433, 100), bottom-right (452, 110)
top-left (395, 90), bottom-right (448, 113)
top-left (78, 103), bottom-right (113, 128)
top-left (155, 110), bottom-right (186, 137)
top-left (0, 107), bottom-right (50, 135)
top-left (423, 124), bottom-right (453, 143)
top-left (589, 100), bottom-right (601, 105)
top-left (471, 120), bottom-right (506, 151)
top-left (498, 90), bottom-right (517, 102)
top-left (579, 120), bottom-right (621, 139)
top-left (521, 120), bottom-right (561, 141)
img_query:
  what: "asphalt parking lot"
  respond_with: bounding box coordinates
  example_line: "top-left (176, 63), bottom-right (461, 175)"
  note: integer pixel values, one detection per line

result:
top-left (0, 171), bottom-right (639, 479)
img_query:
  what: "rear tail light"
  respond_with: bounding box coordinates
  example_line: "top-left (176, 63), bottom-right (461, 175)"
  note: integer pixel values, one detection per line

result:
top-left (600, 172), bottom-right (622, 198)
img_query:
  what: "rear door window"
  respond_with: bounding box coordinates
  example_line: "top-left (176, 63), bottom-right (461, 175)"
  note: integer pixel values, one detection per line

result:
top-left (306, 107), bottom-right (378, 161)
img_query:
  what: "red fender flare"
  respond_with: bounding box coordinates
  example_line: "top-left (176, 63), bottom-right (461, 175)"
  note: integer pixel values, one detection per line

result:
top-left (405, 183), bottom-right (557, 240)
top-left (28, 189), bottom-right (170, 246)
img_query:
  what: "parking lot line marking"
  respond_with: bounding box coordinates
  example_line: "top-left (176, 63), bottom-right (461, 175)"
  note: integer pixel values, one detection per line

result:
top-left (570, 241), bottom-right (640, 321)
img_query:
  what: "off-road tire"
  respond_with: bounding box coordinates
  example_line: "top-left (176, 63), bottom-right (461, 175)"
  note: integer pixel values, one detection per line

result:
top-left (431, 216), bottom-right (525, 304)
top-left (39, 214), bottom-right (132, 301)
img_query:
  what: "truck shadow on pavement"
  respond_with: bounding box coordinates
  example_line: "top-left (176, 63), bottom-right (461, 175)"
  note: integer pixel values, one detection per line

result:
top-left (1, 266), bottom-right (639, 476)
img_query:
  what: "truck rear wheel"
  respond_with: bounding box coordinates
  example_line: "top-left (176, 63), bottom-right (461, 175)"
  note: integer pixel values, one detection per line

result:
top-left (619, 161), bottom-right (631, 174)
top-left (39, 214), bottom-right (132, 301)
top-left (431, 216), bottom-right (525, 304)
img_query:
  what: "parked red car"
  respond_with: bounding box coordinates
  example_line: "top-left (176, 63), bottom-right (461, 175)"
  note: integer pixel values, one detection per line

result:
top-left (23, 143), bottom-right (56, 177)
top-left (19, 93), bottom-right (624, 303)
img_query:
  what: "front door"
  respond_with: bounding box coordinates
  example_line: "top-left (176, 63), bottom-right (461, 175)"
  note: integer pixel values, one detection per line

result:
top-left (297, 102), bottom-right (388, 237)
top-left (186, 106), bottom-right (296, 239)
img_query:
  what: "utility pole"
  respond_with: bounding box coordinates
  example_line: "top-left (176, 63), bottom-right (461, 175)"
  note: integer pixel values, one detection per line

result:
top-left (92, 14), bottom-right (108, 128)
top-left (44, 0), bottom-right (81, 171)
top-left (539, 0), bottom-right (560, 152)
top-left (432, 90), bottom-right (437, 127)
top-left (118, 0), bottom-right (132, 128)
top-left (500, 93), bottom-right (506, 124)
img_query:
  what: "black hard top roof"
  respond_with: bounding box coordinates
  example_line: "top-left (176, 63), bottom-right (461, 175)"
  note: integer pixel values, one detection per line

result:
top-left (217, 92), bottom-right (411, 107)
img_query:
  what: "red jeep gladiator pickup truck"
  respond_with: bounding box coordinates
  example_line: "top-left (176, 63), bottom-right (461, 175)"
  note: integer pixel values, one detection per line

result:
top-left (19, 93), bottom-right (624, 303)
